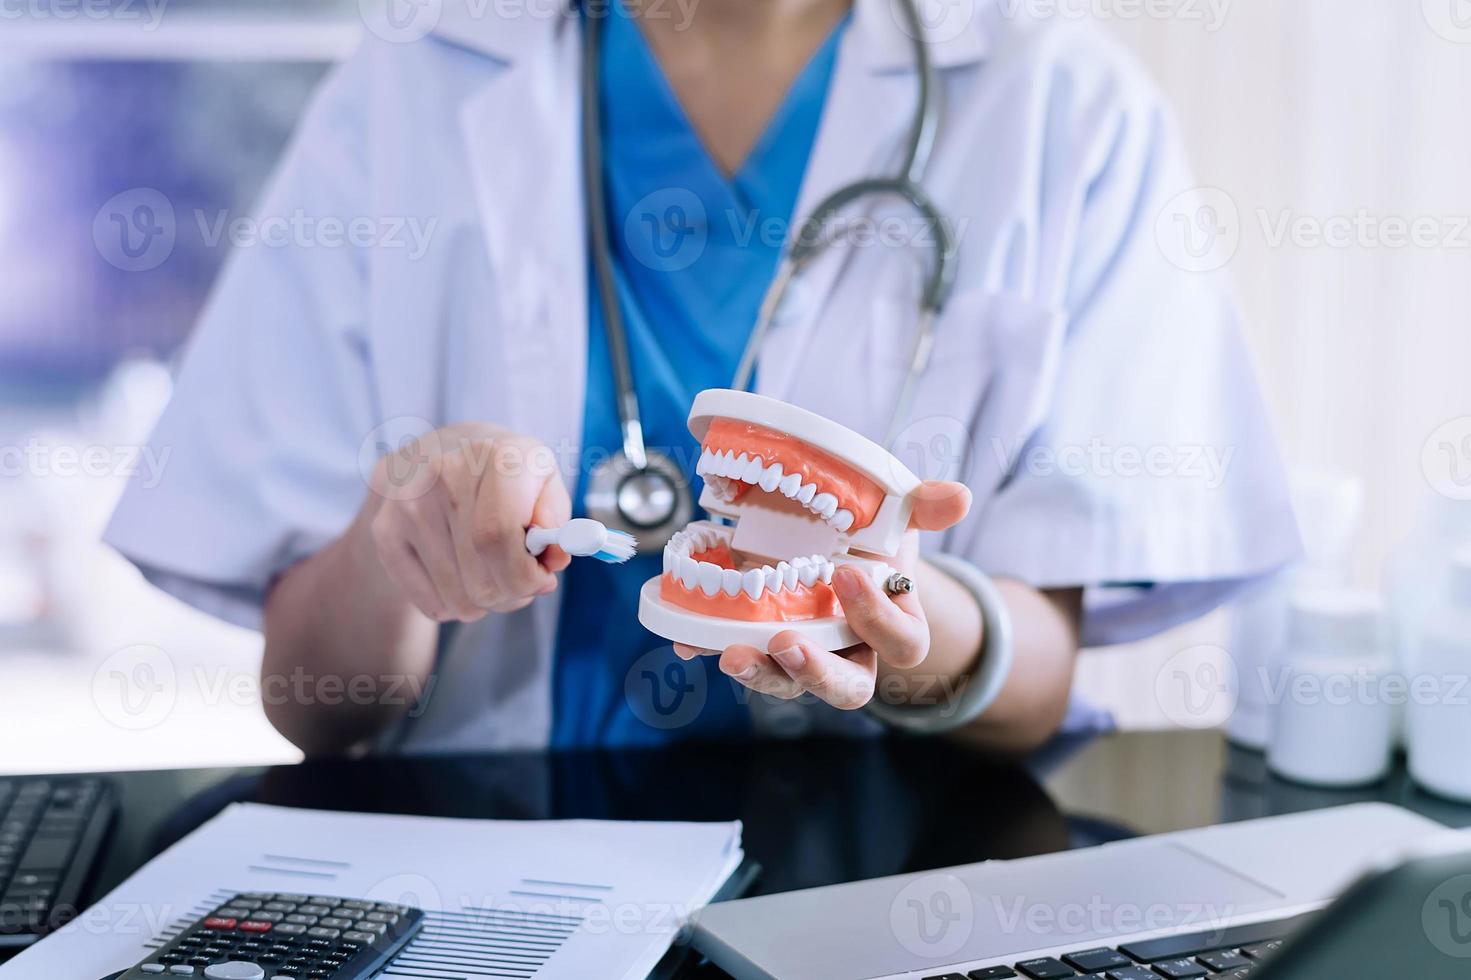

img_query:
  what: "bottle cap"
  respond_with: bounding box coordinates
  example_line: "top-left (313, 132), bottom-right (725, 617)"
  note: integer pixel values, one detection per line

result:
top-left (1287, 588), bottom-right (1382, 654)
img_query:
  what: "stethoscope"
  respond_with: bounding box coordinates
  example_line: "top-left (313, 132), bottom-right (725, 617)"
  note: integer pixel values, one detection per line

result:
top-left (581, 0), bottom-right (958, 552)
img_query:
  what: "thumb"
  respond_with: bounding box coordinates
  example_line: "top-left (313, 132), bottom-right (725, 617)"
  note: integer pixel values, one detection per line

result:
top-left (908, 480), bottom-right (971, 532)
top-left (530, 472), bottom-right (574, 572)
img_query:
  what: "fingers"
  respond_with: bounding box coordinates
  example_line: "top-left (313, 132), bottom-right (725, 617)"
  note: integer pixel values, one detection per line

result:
top-left (763, 631), bottom-right (878, 710)
top-left (909, 480), bottom-right (972, 532)
top-left (378, 539), bottom-right (449, 621)
top-left (529, 470), bottom-right (574, 574)
top-left (695, 634), bottom-right (880, 710)
top-left (371, 428), bottom-right (566, 619)
top-left (717, 643), bottom-right (807, 700)
top-left (832, 564), bottom-right (929, 668)
top-left (372, 502), bottom-right (483, 622)
top-left (410, 502), bottom-right (484, 620)
top-left (468, 439), bottom-right (560, 601)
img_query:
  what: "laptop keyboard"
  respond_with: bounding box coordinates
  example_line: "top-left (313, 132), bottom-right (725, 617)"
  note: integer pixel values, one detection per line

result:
top-left (924, 912), bottom-right (1308, 980)
top-left (0, 777), bottom-right (116, 947)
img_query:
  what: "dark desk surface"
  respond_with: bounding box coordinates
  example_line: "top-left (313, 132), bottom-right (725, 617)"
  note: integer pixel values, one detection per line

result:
top-left (10, 730), bottom-right (1471, 974)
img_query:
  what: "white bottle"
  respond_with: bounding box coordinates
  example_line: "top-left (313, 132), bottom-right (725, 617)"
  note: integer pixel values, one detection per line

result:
top-left (1407, 549), bottom-right (1471, 802)
top-left (1267, 589), bottom-right (1395, 788)
top-left (1386, 496), bottom-right (1471, 680)
top-left (1228, 471), bottom-right (1362, 750)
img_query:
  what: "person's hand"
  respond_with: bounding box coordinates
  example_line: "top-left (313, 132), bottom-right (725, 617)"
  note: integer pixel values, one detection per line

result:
top-left (359, 422), bottom-right (572, 622)
top-left (673, 480), bottom-right (972, 709)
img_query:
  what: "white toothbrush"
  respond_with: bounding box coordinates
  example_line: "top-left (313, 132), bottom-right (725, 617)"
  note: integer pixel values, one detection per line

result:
top-left (525, 518), bottom-right (638, 564)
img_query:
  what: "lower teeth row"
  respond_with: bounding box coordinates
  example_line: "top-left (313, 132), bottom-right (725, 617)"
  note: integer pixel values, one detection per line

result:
top-left (662, 525), bottom-right (895, 601)
top-left (665, 550), bottom-right (834, 601)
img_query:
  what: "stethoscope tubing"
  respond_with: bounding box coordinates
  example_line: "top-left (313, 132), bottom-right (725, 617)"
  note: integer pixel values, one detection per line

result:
top-left (581, 0), bottom-right (956, 539)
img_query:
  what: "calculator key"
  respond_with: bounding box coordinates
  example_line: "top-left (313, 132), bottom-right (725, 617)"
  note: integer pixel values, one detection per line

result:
top-left (203, 963), bottom-right (266, 979)
top-left (363, 910), bottom-right (397, 924)
top-left (140, 967), bottom-right (167, 975)
top-left (263, 902), bottom-right (295, 912)
top-left (273, 895), bottom-right (309, 904)
top-left (342, 930), bottom-right (376, 943)
top-left (169, 967), bottom-right (196, 976)
top-left (318, 917), bottom-right (352, 929)
top-left (215, 907), bottom-right (251, 919)
top-left (306, 926), bottom-right (340, 939)
top-left (239, 920), bottom-right (274, 933)
top-left (296, 905), bottom-right (330, 916)
top-left (285, 914), bottom-right (317, 925)
top-left (274, 923), bottom-right (306, 935)
top-left (202, 917), bottom-right (236, 930)
top-left (355, 921), bottom-right (387, 935)
top-left (307, 896), bottom-right (338, 906)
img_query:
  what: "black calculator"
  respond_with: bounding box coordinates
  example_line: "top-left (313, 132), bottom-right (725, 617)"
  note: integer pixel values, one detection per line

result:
top-left (109, 892), bottom-right (424, 980)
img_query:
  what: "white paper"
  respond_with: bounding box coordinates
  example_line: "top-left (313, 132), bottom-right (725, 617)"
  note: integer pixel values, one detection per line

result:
top-left (1, 803), bottom-right (743, 980)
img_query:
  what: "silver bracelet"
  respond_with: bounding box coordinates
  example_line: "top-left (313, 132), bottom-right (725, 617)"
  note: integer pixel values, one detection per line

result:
top-left (863, 552), bottom-right (1015, 734)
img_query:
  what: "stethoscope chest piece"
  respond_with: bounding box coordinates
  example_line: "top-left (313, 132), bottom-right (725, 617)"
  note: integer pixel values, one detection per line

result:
top-left (584, 447), bottom-right (693, 552)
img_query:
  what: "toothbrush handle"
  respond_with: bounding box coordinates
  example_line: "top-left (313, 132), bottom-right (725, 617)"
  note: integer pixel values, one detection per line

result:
top-left (525, 525), bottom-right (559, 557)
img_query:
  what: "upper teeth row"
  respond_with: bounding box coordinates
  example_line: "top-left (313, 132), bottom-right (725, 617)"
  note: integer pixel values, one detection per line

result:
top-left (664, 528), bottom-right (834, 599)
top-left (696, 448), bottom-right (855, 533)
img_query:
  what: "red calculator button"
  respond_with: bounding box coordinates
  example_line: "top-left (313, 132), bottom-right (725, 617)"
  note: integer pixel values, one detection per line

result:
top-left (202, 918), bottom-right (236, 930)
top-left (239, 920), bottom-right (273, 933)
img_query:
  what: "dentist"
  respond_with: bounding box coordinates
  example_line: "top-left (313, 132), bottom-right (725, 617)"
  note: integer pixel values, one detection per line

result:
top-left (105, 0), bottom-right (1298, 754)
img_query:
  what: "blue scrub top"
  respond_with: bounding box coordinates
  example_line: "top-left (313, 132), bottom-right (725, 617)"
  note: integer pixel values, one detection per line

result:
top-left (551, 8), bottom-right (848, 747)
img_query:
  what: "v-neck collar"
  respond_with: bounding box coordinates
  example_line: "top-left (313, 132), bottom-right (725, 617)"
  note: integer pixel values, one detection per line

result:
top-left (601, 4), bottom-right (849, 217)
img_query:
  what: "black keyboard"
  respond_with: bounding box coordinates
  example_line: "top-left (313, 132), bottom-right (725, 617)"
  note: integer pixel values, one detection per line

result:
top-left (0, 776), bottom-right (117, 947)
top-left (924, 912), bottom-right (1310, 980)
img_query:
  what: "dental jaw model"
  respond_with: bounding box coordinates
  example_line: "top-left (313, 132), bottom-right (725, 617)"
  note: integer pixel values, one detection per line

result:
top-left (638, 389), bottom-right (922, 652)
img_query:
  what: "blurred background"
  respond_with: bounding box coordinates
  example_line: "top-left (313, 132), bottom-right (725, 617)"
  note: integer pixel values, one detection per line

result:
top-left (2, 0), bottom-right (1470, 773)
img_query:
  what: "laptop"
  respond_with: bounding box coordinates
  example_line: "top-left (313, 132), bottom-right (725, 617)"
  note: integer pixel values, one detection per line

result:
top-left (691, 802), bottom-right (1470, 979)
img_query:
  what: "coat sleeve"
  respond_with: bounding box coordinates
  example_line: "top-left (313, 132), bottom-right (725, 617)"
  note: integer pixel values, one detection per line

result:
top-left (947, 33), bottom-right (1301, 647)
top-left (103, 50), bottom-right (379, 630)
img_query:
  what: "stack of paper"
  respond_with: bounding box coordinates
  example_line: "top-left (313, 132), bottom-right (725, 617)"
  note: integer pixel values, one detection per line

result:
top-left (1, 803), bottom-right (743, 980)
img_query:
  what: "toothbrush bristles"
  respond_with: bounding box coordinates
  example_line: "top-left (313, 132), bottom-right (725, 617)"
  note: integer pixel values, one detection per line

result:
top-left (593, 529), bottom-right (638, 564)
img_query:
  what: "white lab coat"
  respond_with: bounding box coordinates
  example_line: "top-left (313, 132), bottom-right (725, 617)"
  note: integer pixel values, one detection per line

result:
top-left (104, 0), bottom-right (1300, 750)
